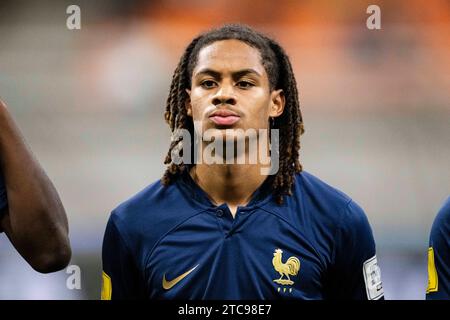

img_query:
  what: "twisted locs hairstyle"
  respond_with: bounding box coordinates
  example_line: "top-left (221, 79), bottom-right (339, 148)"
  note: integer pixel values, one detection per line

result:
top-left (162, 24), bottom-right (305, 204)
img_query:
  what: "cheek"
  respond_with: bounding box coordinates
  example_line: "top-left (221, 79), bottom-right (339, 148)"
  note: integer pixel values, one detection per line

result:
top-left (245, 92), bottom-right (271, 122)
top-left (189, 90), bottom-right (209, 119)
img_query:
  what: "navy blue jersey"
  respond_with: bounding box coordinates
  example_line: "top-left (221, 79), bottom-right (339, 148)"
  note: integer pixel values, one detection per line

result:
top-left (101, 171), bottom-right (383, 300)
top-left (0, 174), bottom-right (7, 214)
top-left (426, 196), bottom-right (450, 300)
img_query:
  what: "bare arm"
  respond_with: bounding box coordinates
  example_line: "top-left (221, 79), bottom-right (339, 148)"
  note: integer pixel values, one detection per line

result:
top-left (0, 100), bottom-right (71, 273)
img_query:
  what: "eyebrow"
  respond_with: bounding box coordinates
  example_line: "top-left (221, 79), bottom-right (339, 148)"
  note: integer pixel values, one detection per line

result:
top-left (194, 68), bottom-right (262, 79)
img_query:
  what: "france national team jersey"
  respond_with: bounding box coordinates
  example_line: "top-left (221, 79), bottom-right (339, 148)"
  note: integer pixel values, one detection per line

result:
top-left (101, 171), bottom-right (384, 300)
top-left (426, 196), bottom-right (450, 300)
top-left (0, 174), bottom-right (7, 214)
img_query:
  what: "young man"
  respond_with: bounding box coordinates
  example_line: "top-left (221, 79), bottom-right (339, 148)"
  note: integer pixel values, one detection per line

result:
top-left (426, 196), bottom-right (450, 299)
top-left (102, 24), bottom-right (384, 300)
top-left (0, 99), bottom-right (71, 273)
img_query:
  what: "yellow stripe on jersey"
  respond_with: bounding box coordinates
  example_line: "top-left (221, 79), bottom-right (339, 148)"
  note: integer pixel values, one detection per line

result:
top-left (426, 247), bottom-right (438, 293)
top-left (101, 271), bottom-right (112, 300)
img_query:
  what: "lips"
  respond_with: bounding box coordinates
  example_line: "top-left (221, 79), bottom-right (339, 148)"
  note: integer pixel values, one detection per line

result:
top-left (209, 109), bottom-right (240, 126)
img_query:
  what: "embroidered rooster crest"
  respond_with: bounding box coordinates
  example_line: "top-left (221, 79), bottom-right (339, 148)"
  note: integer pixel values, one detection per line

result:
top-left (272, 248), bottom-right (301, 285)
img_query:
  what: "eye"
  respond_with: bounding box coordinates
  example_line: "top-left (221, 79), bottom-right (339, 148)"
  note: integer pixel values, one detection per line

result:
top-left (200, 80), bottom-right (217, 89)
top-left (236, 81), bottom-right (254, 89)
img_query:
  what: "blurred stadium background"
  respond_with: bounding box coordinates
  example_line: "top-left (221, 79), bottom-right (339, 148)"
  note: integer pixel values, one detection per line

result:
top-left (0, 0), bottom-right (448, 299)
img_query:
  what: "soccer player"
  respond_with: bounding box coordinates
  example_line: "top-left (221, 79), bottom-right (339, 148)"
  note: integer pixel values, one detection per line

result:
top-left (0, 99), bottom-right (71, 273)
top-left (426, 196), bottom-right (450, 299)
top-left (102, 24), bottom-right (384, 300)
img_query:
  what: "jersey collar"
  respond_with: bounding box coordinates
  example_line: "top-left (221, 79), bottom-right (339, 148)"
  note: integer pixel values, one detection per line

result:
top-left (176, 168), bottom-right (275, 210)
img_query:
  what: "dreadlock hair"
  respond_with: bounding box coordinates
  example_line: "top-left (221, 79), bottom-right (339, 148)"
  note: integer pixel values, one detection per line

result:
top-left (162, 24), bottom-right (305, 205)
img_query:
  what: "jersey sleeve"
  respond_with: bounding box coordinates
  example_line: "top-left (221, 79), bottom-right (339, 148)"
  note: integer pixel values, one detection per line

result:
top-left (426, 196), bottom-right (450, 300)
top-left (327, 200), bottom-right (384, 300)
top-left (101, 213), bottom-right (146, 299)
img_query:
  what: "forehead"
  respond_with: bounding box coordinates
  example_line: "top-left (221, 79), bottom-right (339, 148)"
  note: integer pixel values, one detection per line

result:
top-left (193, 39), bottom-right (266, 76)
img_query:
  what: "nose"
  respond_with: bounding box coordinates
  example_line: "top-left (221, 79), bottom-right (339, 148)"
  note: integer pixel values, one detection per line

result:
top-left (212, 85), bottom-right (236, 106)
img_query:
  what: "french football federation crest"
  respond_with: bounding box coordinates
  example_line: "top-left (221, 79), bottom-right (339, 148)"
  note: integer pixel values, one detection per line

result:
top-left (272, 248), bottom-right (300, 285)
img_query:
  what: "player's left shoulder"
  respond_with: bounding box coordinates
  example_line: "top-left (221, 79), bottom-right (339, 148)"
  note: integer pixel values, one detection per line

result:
top-left (263, 171), bottom-right (371, 234)
top-left (294, 171), bottom-right (368, 224)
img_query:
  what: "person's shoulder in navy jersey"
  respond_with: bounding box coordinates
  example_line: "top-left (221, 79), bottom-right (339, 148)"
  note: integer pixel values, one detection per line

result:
top-left (101, 174), bottom-right (208, 299)
top-left (279, 171), bottom-right (383, 300)
top-left (426, 196), bottom-right (450, 299)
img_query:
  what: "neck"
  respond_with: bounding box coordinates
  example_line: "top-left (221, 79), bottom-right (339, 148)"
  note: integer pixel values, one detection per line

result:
top-left (189, 133), bottom-right (274, 216)
top-left (190, 162), bottom-right (268, 215)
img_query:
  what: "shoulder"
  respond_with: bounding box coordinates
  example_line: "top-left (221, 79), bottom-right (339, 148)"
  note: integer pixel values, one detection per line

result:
top-left (112, 178), bottom-right (182, 221)
top-left (294, 171), bottom-right (368, 225)
top-left (263, 171), bottom-right (372, 242)
top-left (296, 171), bottom-right (351, 203)
top-left (432, 196), bottom-right (450, 225)
top-left (292, 172), bottom-right (376, 255)
top-left (430, 196), bottom-right (450, 240)
top-left (104, 177), bottom-right (205, 257)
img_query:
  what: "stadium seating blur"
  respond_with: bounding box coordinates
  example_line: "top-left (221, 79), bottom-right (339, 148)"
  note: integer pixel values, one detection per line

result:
top-left (0, 0), bottom-right (448, 299)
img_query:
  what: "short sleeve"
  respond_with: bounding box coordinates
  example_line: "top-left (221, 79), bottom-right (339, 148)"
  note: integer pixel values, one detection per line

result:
top-left (326, 201), bottom-right (384, 300)
top-left (426, 197), bottom-right (450, 300)
top-left (101, 213), bottom-right (146, 299)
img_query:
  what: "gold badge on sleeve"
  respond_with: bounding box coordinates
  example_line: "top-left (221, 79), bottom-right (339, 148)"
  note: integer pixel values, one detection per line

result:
top-left (101, 271), bottom-right (112, 300)
top-left (427, 247), bottom-right (438, 293)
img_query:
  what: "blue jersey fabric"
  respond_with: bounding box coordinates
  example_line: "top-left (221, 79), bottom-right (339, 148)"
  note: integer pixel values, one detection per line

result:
top-left (102, 171), bottom-right (383, 300)
top-left (426, 196), bottom-right (450, 300)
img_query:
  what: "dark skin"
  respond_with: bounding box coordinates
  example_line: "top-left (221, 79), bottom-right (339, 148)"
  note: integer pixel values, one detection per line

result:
top-left (186, 40), bottom-right (285, 216)
top-left (0, 100), bottom-right (71, 273)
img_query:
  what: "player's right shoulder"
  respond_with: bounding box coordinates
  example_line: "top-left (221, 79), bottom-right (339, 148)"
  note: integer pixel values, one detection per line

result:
top-left (111, 176), bottom-right (203, 220)
top-left (106, 177), bottom-right (205, 247)
top-left (111, 178), bottom-right (175, 220)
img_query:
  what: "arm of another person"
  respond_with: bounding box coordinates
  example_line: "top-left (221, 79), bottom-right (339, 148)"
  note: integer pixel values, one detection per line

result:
top-left (0, 100), bottom-right (71, 273)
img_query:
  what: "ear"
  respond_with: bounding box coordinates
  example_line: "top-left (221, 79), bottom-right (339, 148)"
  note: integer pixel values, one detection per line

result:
top-left (185, 89), bottom-right (192, 117)
top-left (269, 89), bottom-right (285, 118)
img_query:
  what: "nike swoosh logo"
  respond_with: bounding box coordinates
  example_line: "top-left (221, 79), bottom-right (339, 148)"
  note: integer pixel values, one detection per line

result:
top-left (162, 264), bottom-right (199, 290)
